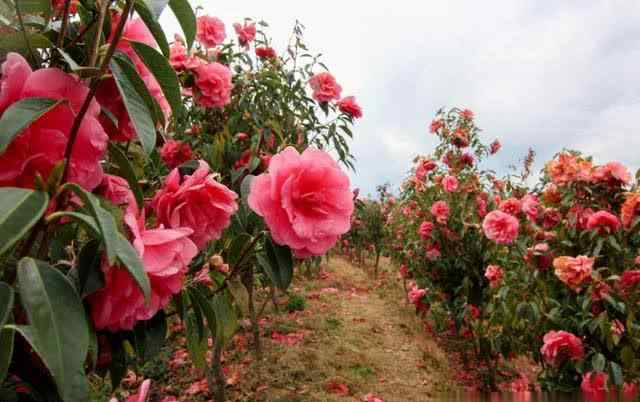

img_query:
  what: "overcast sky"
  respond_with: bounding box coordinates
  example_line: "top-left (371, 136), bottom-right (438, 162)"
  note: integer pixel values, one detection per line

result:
top-left (160, 1), bottom-right (640, 197)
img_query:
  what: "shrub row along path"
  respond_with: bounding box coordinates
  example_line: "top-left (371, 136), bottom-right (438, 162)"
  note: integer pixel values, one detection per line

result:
top-left (236, 257), bottom-right (453, 402)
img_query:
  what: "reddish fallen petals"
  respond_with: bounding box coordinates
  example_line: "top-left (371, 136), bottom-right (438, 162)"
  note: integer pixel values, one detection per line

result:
top-left (271, 331), bottom-right (307, 346)
top-left (325, 379), bottom-right (350, 396)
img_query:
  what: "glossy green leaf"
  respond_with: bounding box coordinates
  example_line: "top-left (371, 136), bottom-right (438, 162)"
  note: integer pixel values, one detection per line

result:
top-left (110, 53), bottom-right (158, 157)
top-left (610, 361), bottom-right (623, 386)
top-left (190, 287), bottom-right (237, 346)
top-left (259, 236), bottom-right (294, 291)
top-left (108, 143), bottom-right (144, 208)
top-left (133, 311), bottom-right (167, 361)
top-left (0, 187), bottom-right (49, 256)
top-left (184, 310), bottom-right (206, 369)
top-left (240, 174), bottom-right (255, 203)
top-left (0, 282), bottom-right (14, 329)
top-left (168, 0), bottom-right (195, 50)
top-left (12, 258), bottom-right (89, 401)
top-left (46, 211), bottom-right (100, 237)
top-left (75, 239), bottom-right (105, 298)
top-left (0, 328), bottom-right (14, 384)
top-left (114, 232), bottom-right (151, 302)
top-left (15, 0), bottom-right (51, 15)
top-left (133, 0), bottom-right (170, 57)
top-left (0, 98), bottom-right (62, 155)
top-left (131, 41), bottom-right (184, 121)
top-left (0, 32), bottom-right (51, 53)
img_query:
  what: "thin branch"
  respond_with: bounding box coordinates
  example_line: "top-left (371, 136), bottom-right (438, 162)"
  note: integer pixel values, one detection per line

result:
top-left (56, 0), bottom-right (72, 49)
top-left (61, 0), bottom-right (133, 185)
top-left (89, 0), bottom-right (110, 67)
top-left (14, 0), bottom-right (36, 63)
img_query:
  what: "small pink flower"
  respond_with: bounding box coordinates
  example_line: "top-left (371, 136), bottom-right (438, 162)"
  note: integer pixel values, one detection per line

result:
top-left (482, 210), bottom-right (519, 244)
top-left (248, 147), bottom-right (354, 257)
top-left (430, 119), bottom-right (443, 133)
top-left (169, 38), bottom-right (201, 71)
top-left (499, 197), bottom-right (522, 216)
top-left (460, 109), bottom-right (474, 120)
top-left (255, 46), bottom-right (277, 59)
top-left (489, 139), bottom-right (501, 154)
top-left (442, 175), bottom-right (459, 192)
top-left (484, 265), bottom-right (504, 288)
top-left (418, 221), bottom-right (434, 240)
top-left (540, 330), bottom-right (584, 366)
top-left (581, 372), bottom-right (608, 394)
top-left (152, 160), bottom-right (238, 249)
top-left (425, 243), bottom-right (441, 260)
top-left (431, 201), bottom-right (450, 225)
top-left (196, 15), bottom-right (226, 48)
top-left (193, 62), bottom-right (233, 108)
top-left (309, 72), bottom-right (342, 102)
top-left (160, 140), bottom-right (193, 169)
top-left (194, 266), bottom-right (213, 286)
top-left (521, 194), bottom-right (539, 222)
top-left (233, 21), bottom-right (256, 47)
top-left (337, 96), bottom-right (363, 118)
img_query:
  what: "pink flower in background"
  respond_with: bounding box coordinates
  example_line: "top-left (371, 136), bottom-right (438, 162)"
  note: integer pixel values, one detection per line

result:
top-left (109, 379), bottom-right (151, 402)
top-left (337, 96), bottom-right (363, 118)
top-left (540, 330), bottom-right (584, 366)
top-left (152, 160), bottom-right (238, 249)
top-left (255, 46), bottom-right (277, 59)
top-left (196, 15), bottom-right (226, 48)
top-left (581, 372), bottom-right (608, 394)
top-left (233, 21), bottom-right (256, 47)
top-left (193, 62), bottom-right (233, 108)
top-left (521, 194), bottom-right (539, 222)
top-left (591, 161), bottom-right (631, 186)
top-left (431, 201), bottom-right (450, 225)
top-left (0, 52), bottom-right (107, 191)
top-left (618, 270), bottom-right (640, 297)
top-left (460, 109), bottom-right (474, 120)
top-left (553, 255), bottom-right (593, 290)
top-left (96, 175), bottom-right (137, 215)
top-left (430, 119), bottom-right (443, 133)
top-left (52, 0), bottom-right (78, 14)
top-left (89, 213), bottom-right (197, 331)
top-left (482, 211), bottom-right (519, 244)
top-left (160, 140), bottom-right (193, 169)
top-left (408, 284), bottom-right (427, 312)
top-left (586, 210), bottom-right (621, 235)
top-left (484, 265), bottom-right (504, 288)
top-left (425, 243), bottom-right (441, 260)
top-left (499, 197), bottom-right (522, 216)
top-left (364, 393), bottom-right (385, 402)
top-left (461, 152), bottom-right (474, 166)
top-left (489, 139), bottom-right (501, 154)
top-left (248, 147), bottom-right (354, 257)
top-left (415, 159), bottom-right (436, 181)
top-left (309, 72), bottom-right (342, 102)
top-left (442, 175), bottom-right (459, 192)
top-left (169, 38), bottom-right (201, 71)
top-left (418, 221), bottom-right (434, 240)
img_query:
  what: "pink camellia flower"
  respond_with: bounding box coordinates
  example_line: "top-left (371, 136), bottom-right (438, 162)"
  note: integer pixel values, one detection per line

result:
top-left (429, 119), bottom-right (443, 133)
top-left (461, 152), bottom-right (474, 166)
top-left (233, 21), bottom-right (256, 47)
top-left (542, 207), bottom-right (562, 230)
top-left (499, 197), bottom-right (522, 216)
top-left (248, 147), bottom-right (354, 258)
top-left (489, 139), bottom-right (501, 154)
top-left (415, 159), bottom-right (436, 181)
top-left (309, 72), bottom-right (342, 102)
top-left (553, 255), bottom-right (594, 291)
top-left (581, 372), bottom-right (608, 395)
top-left (540, 330), bottom-right (584, 366)
top-left (196, 15), bottom-right (226, 48)
top-left (255, 46), bottom-right (277, 59)
top-left (521, 194), bottom-right (539, 222)
top-left (0, 53), bottom-right (107, 190)
top-left (160, 140), bottom-right (193, 169)
top-left (430, 201), bottom-right (450, 225)
top-left (442, 175), bottom-right (459, 192)
top-left (623, 382), bottom-right (638, 398)
top-left (418, 221), bottom-right (434, 240)
top-left (52, 0), bottom-right (78, 15)
top-left (109, 379), bottom-right (151, 402)
top-left (591, 161), bottom-right (631, 186)
top-left (96, 174), bottom-right (137, 215)
top-left (460, 109), bottom-right (474, 120)
top-left (337, 96), bottom-right (363, 118)
top-left (408, 284), bottom-right (427, 312)
top-left (484, 265), bottom-right (504, 288)
top-left (169, 38), bottom-right (201, 71)
top-left (89, 213), bottom-right (198, 332)
top-left (618, 270), bottom-right (640, 297)
top-left (525, 242), bottom-right (554, 271)
top-left (476, 193), bottom-right (488, 218)
top-left (425, 243), bottom-right (441, 260)
top-left (193, 62), bottom-right (233, 108)
top-left (586, 210), bottom-right (621, 235)
top-left (152, 160), bottom-right (238, 249)
top-left (482, 211), bottom-right (519, 244)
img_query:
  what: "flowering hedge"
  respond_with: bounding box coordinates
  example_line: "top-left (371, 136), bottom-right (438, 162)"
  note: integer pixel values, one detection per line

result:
top-left (383, 108), bottom-right (640, 395)
top-left (0, 1), bottom-right (360, 401)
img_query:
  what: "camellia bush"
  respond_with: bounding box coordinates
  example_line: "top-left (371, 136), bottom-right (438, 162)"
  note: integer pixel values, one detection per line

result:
top-left (383, 108), bottom-right (640, 395)
top-left (0, 1), bottom-right (361, 401)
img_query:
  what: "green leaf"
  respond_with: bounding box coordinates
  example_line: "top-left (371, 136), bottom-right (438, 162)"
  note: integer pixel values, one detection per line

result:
top-left (0, 32), bottom-right (51, 53)
top-left (184, 310), bottom-right (206, 369)
top-left (46, 211), bottom-right (100, 237)
top-left (108, 143), bottom-right (144, 208)
top-left (190, 287), bottom-right (237, 346)
top-left (12, 258), bottom-right (89, 401)
top-left (0, 98), bottom-right (62, 155)
top-left (592, 353), bottom-right (606, 372)
top-left (240, 174), bottom-right (255, 203)
top-left (114, 232), bottom-right (151, 302)
top-left (110, 53), bottom-right (158, 156)
top-left (610, 361), bottom-right (623, 386)
top-left (15, 0), bottom-right (51, 15)
top-left (131, 41), bottom-right (184, 120)
top-left (0, 282), bottom-right (14, 329)
top-left (0, 328), bottom-right (14, 384)
top-left (75, 240), bottom-right (105, 298)
top-left (0, 187), bottom-right (49, 256)
top-left (259, 235), bottom-right (293, 291)
top-left (168, 0), bottom-right (196, 50)
top-left (56, 47), bottom-right (80, 70)
top-left (133, 0), bottom-right (170, 57)
top-left (133, 311), bottom-right (167, 361)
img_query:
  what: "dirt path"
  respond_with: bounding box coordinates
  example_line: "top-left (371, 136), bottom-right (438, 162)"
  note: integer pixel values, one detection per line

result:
top-left (238, 257), bottom-right (453, 402)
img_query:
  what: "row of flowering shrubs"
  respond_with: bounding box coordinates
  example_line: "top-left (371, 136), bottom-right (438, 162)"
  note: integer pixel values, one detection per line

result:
top-left (0, 1), bottom-right (360, 401)
top-left (380, 108), bottom-right (640, 395)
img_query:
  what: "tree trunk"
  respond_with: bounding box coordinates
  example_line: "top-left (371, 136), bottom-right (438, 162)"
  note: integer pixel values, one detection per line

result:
top-left (242, 268), bottom-right (261, 361)
top-left (209, 339), bottom-right (226, 402)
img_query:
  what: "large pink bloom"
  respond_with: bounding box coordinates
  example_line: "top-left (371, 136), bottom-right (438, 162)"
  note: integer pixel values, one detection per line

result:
top-left (482, 210), bottom-right (519, 244)
top-left (553, 255), bottom-right (594, 291)
top-left (193, 62), bottom-right (233, 108)
top-left (309, 72), bottom-right (342, 102)
top-left (89, 213), bottom-right (198, 331)
top-left (540, 330), bottom-right (584, 366)
top-left (196, 15), bottom-right (226, 48)
top-left (430, 201), bottom-right (450, 225)
top-left (442, 175), bottom-right (459, 192)
top-left (586, 210), bottom-right (621, 235)
top-left (0, 53), bottom-right (107, 190)
top-left (152, 160), bottom-right (238, 249)
top-left (248, 147), bottom-right (354, 257)
top-left (96, 16), bottom-right (170, 142)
